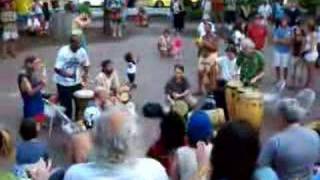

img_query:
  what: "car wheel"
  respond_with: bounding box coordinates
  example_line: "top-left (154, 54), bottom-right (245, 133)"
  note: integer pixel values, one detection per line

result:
top-left (155, 1), bottom-right (164, 8)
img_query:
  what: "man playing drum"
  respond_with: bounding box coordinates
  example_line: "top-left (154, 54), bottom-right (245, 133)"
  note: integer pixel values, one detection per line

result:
top-left (196, 22), bottom-right (219, 94)
top-left (236, 38), bottom-right (265, 86)
top-left (165, 64), bottom-right (196, 108)
top-left (54, 35), bottom-right (90, 119)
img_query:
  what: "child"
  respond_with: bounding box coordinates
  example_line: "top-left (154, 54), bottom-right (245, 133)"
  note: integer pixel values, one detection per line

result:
top-left (135, 7), bottom-right (149, 27)
top-left (158, 29), bottom-right (172, 57)
top-left (27, 13), bottom-right (43, 36)
top-left (16, 120), bottom-right (49, 166)
top-left (171, 32), bottom-right (183, 62)
top-left (124, 52), bottom-right (139, 88)
top-left (1, 2), bottom-right (18, 58)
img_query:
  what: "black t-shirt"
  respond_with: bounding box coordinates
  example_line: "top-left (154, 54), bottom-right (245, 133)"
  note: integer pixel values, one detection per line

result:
top-left (165, 77), bottom-right (190, 96)
top-left (285, 8), bottom-right (301, 27)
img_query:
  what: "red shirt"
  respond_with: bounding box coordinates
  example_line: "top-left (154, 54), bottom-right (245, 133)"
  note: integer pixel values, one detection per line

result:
top-left (247, 23), bottom-right (268, 50)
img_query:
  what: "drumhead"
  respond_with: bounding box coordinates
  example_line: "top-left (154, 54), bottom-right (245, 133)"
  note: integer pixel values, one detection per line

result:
top-left (74, 89), bottom-right (94, 99)
top-left (240, 91), bottom-right (263, 99)
top-left (227, 80), bottom-right (243, 88)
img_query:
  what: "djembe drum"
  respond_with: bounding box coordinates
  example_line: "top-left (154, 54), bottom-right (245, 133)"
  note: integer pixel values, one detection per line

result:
top-left (204, 108), bottom-right (226, 129)
top-left (73, 89), bottom-right (94, 121)
top-left (225, 80), bottom-right (243, 120)
top-left (236, 90), bottom-right (264, 129)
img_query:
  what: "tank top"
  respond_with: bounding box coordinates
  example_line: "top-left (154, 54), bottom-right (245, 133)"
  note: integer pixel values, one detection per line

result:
top-left (17, 71), bottom-right (44, 119)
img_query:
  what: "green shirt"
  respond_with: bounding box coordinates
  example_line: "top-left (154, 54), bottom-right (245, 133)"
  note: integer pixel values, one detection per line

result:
top-left (236, 51), bottom-right (264, 85)
top-left (0, 170), bottom-right (16, 180)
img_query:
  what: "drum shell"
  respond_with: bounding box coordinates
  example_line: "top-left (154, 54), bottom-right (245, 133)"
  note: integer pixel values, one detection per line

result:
top-left (74, 90), bottom-right (94, 121)
top-left (204, 108), bottom-right (226, 128)
top-left (225, 81), bottom-right (243, 121)
top-left (236, 92), bottom-right (264, 129)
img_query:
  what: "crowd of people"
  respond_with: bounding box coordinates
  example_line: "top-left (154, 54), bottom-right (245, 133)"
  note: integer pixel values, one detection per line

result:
top-left (1, 0), bottom-right (320, 180)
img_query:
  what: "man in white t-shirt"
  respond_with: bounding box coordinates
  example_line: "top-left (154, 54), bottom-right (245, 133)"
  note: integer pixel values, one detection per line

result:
top-left (54, 35), bottom-right (90, 119)
top-left (217, 46), bottom-right (239, 82)
top-left (64, 105), bottom-right (169, 180)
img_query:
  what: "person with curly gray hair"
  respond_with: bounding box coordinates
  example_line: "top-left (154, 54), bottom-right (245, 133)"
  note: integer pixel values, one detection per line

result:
top-left (64, 105), bottom-right (169, 180)
top-left (258, 89), bottom-right (320, 180)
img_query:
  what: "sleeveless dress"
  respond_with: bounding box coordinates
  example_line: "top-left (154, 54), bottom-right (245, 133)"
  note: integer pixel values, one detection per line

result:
top-left (18, 72), bottom-right (44, 121)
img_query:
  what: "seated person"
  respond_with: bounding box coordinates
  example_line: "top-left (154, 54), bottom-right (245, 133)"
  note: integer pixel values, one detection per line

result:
top-left (158, 29), bottom-right (172, 57)
top-left (27, 13), bottom-right (43, 35)
top-left (165, 64), bottom-right (196, 107)
top-left (135, 7), bottom-right (149, 27)
top-left (14, 120), bottom-right (49, 178)
top-left (95, 59), bottom-right (120, 97)
top-left (197, 15), bottom-right (216, 38)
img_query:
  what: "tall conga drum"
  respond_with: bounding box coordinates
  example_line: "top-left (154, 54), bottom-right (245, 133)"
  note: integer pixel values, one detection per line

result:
top-left (73, 89), bottom-right (94, 121)
top-left (225, 81), bottom-right (243, 120)
top-left (205, 108), bottom-right (226, 129)
top-left (236, 90), bottom-right (264, 129)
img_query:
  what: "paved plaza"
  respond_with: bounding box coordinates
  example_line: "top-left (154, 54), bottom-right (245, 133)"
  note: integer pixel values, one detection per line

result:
top-left (0, 19), bottom-right (320, 163)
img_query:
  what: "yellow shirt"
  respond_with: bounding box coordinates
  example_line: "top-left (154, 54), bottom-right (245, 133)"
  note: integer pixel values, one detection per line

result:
top-left (15, 0), bottom-right (32, 15)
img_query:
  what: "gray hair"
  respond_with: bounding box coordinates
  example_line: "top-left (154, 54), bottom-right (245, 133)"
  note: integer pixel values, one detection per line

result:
top-left (94, 105), bottom-right (138, 164)
top-left (241, 38), bottom-right (255, 49)
top-left (276, 98), bottom-right (307, 123)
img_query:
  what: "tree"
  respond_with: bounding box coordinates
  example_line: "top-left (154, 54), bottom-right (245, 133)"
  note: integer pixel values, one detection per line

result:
top-left (298, 0), bottom-right (320, 15)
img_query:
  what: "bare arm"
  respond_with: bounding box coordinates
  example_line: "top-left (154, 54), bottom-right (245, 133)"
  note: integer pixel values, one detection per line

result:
top-left (20, 77), bottom-right (44, 96)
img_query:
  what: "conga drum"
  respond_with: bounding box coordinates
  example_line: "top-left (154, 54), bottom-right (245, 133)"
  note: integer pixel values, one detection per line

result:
top-left (172, 100), bottom-right (189, 119)
top-left (225, 80), bottom-right (243, 120)
top-left (236, 90), bottom-right (264, 129)
top-left (204, 108), bottom-right (226, 129)
top-left (73, 89), bottom-right (94, 121)
top-left (235, 87), bottom-right (253, 120)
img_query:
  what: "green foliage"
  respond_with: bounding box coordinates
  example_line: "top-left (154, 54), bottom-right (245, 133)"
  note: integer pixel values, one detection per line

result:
top-left (298, 0), bottom-right (320, 14)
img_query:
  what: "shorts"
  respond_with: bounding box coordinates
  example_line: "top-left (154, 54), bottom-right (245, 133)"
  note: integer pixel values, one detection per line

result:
top-left (3, 31), bottom-right (18, 41)
top-left (273, 51), bottom-right (290, 68)
top-left (198, 56), bottom-right (212, 72)
top-left (304, 51), bottom-right (319, 63)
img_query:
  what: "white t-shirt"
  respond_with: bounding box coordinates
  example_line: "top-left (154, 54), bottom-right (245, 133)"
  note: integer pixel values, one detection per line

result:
top-left (233, 30), bottom-right (246, 45)
top-left (198, 22), bottom-right (216, 37)
top-left (127, 62), bottom-right (137, 74)
top-left (63, 158), bottom-right (169, 180)
top-left (258, 4), bottom-right (272, 19)
top-left (54, 45), bottom-right (90, 87)
top-left (217, 56), bottom-right (239, 81)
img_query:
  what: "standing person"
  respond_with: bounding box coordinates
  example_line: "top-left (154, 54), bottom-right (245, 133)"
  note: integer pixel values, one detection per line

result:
top-left (18, 56), bottom-right (46, 124)
top-left (1, 2), bottom-right (18, 58)
top-left (197, 16), bottom-right (215, 38)
top-left (42, 2), bottom-right (51, 32)
top-left (170, 0), bottom-right (185, 32)
top-left (258, 91), bottom-right (320, 180)
top-left (237, 38), bottom-right (265, 86)
top-left (95, 59), bottom-right (120, 97)
top-left (285, 2), bottom-right (301, 28)
top-left (212, 0), bottom-right (224, 25)
top-left (108, 0), bottom-right (124, 38)
top-left (247, 15), bottom-right (268, 51)
top-left (258, 1), bottom-right (272, 23)
top-left (224, 0), bottom-right (236, 27)
top-left (272, 17), bottom-right (292, 82)
top-left (54, 35), bottom-right (90, 119)
top-left (303, 20), bottom-right (318, 88)
top-left (196, 23), bottom-right (219, 94)
top-left (217, 46), bottom-right (239, 82)
top-left (291, 25), bottom-right (305, 87)
top-left (72, 13), bottom-right (91, 51)
top-left (273, 0), bottom-right (285, 27)
top-left (201, 0), bottom-right (211, 20)
top-left (171, 32), bottom-right (184, 62)
top-left (124, 52), bottom-right (139, 88)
